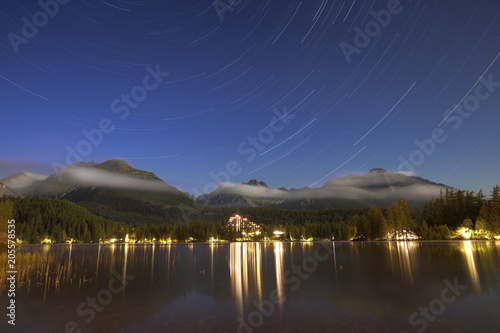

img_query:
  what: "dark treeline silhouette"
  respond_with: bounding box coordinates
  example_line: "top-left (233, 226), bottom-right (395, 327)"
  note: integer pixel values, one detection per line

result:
top-left (1, 185), bottom-right (498, 243)
top-left (2, 197), bottom-right (122, 244)
top-left (346, 186), bottom-right (500, 240)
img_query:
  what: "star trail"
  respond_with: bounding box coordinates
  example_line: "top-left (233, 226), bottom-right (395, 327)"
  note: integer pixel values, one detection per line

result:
top-left (1, 0), bottom-right (499, 194)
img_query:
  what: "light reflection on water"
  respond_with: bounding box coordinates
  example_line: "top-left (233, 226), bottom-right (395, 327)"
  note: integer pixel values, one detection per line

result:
top-left (463, 240), bottom-right (481, 293)
top-left (2, 241), bottom-right (500, 332)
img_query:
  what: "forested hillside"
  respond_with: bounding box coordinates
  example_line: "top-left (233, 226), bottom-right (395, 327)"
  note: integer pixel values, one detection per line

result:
top-left (2, 185), bottom-right (498, 243)
top-left (62, 188), bottom-right (200, 224)
top-left (5, 197), bottom-right (122, 243)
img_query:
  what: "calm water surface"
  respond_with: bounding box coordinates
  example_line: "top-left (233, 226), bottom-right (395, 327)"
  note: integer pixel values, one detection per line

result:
top-left (2, 241), bottom-right (500, 333)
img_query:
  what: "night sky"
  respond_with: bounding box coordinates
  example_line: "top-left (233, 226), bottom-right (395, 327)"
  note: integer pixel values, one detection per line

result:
top-left (1, 0), bottom-right (499, 195)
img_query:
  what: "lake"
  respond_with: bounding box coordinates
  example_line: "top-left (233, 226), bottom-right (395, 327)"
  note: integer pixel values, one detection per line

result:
top-left (2, 241), bottom-right (500, 333)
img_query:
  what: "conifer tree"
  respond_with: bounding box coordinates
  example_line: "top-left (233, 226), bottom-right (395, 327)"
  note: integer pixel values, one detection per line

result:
top-left (491, 185), bottom-right (500, 234)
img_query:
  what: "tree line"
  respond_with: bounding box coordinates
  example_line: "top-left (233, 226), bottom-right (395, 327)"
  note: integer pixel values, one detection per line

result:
top-left (345, 186), bottom-right (500, 240)
top-left (2, 197), bottom-right (122, 244)
top-left (1, 185), bottom-right (498, 243)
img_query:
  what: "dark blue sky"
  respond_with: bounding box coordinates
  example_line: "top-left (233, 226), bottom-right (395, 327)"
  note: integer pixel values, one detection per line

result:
top-left (1, 0), bottom-right (499, 194)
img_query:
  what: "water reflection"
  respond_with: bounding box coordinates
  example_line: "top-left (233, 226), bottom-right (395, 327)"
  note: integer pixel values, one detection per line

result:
top-left (3, 242), bottom-right (500, 333)
top-left (332, 241), bottom-right (338, 282)
top-left (151, 243), bottom-right (155, 285)
top-left (96, 243), bottom-right (101, 279)
top-left (230, 242), bottom-right (243, 317)
top-left (274, 242), bottom-right (284, 312)
top-left (462, 241), bottom-right (481, 293)
top-left (390, 241), bottom-right (418, 287)
top-left (229, 243), bottom-right (265, 318)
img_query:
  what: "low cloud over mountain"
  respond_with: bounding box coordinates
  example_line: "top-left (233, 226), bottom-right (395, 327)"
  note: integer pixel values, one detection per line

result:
top-left (3, 161), bottom-right (450, 210)
top-left (6, 159), bottom-right (183, 197)
top-left (198, 169), bottom-right (449, 208)
top-left (0, 172), bottom-right (48, 189)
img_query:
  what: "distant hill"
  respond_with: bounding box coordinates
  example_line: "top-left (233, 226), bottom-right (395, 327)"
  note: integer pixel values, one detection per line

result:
top-left (4, 159), bottom-right (200, 224)
top-left (197, 178), bottom-right (284, 208)
top-left (197, 169), bottom-right (450, 209)
top-left (3, 162), bottom-right (452, 219)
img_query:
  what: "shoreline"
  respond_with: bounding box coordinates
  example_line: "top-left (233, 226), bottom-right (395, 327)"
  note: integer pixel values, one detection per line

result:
top-left (12, 239), bottom-right (499, 246)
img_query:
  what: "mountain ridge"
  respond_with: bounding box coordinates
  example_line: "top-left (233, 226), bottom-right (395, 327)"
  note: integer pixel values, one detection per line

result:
top-left (2, 161), bottom-right (451, 211)
top-left (2, 159), bottom-right (199, 224)
top-left (197, 168), bottom-right (450, 209)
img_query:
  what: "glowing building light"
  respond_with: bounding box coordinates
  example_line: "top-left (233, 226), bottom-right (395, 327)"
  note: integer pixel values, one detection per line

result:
top-left (459, 228), bottom-right (471, 239)
top-left (227, 213), bottom-right (261, 235)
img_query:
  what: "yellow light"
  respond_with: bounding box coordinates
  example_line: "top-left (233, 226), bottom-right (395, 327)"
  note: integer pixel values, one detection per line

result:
top-left (459, 228), bottom-right (471, 240)
top-left (273, 230), bottom-right (285, 235)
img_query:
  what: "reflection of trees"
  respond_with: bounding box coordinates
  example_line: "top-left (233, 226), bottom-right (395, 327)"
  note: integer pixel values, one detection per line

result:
top-left (321, 242), bottom-right (500, 317)
top-left (8, 241), bottom-right (500, 332)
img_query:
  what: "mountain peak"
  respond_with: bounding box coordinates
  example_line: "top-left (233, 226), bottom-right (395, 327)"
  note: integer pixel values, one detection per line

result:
top-left (67, 161), bottom-right (98, 168)
top-left (243, 179), bottom-right (269, 187)
top-left (96, 159), bottom-right (130, 169)
top-left (367, 168), bottom-right (388, 173)
top-left (95, 159), bottom-right (161, 181)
